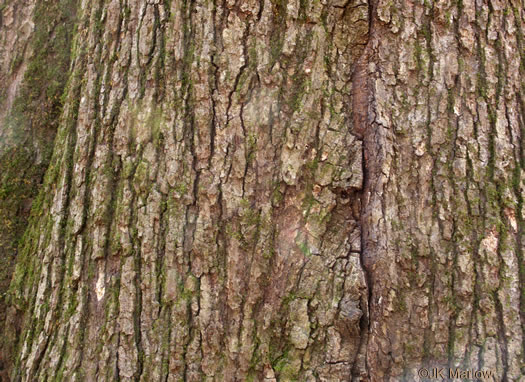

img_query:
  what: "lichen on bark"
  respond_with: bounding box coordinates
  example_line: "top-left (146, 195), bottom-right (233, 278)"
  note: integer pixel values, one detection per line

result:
top-left (5, 0), bottom-right (371, 380)
top-left (0, 0), bottom-right (77, 376)
top-left (362, 0), bottom-right (525, 379)
top-left (1, 0), bottom-right (525, 381)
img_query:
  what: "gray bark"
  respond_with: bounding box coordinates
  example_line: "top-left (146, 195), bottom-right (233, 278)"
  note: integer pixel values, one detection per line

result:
top-left (0, 0), bottom-right (523, 381)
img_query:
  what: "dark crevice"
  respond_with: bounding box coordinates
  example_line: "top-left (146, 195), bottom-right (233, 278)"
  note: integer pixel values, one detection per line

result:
top-left (353, 0), bottom-right (374, 379)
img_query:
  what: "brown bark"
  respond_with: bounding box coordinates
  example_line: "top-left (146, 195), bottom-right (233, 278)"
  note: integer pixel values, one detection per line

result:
top-left (0, 0), bottom-right (524, 381)
top-left (363, 0), bottom-right (525, 379)
top-left (6, 0), bottom-right (370, 380)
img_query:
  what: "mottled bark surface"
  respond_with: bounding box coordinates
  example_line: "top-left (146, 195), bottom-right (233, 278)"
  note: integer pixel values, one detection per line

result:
top-left (0, 0), bottom-right (524, 381)
top-left (363, 0), bottom-right (525, 379)
top-left (0, 0), bottom-right (76, 376)
top-left (6, 0), bottom-right (370, 380)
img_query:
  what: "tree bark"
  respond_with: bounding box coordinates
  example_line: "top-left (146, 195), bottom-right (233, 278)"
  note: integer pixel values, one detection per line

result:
top-left (1, 0), bottom-right (524, 381)
top-left (363, 0), bottom-right (525, 379)
top-left (0, 0), bottom-right (76, 376)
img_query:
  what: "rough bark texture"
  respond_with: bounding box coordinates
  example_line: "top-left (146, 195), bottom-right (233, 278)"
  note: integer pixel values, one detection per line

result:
top-left (363, 0), bottom-right (525, 379)
top-left (6, 0), bottom-right (370, 380)
top-left (0, 0), bottom-right (524, 381)
top-left (0, 0), bottom-right (76, 376)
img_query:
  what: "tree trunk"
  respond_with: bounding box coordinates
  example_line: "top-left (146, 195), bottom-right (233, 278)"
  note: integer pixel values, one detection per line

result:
top-left (363, 0), bottom-right (525, 379)
top-left (0, 0), bottom-right (76, 376)
top-left (1, 0), bottom-right (524, 381)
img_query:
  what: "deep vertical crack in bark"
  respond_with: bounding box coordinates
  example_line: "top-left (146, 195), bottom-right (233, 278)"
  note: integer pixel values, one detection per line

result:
top-left (351, 1), bottom-right (374, 380)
